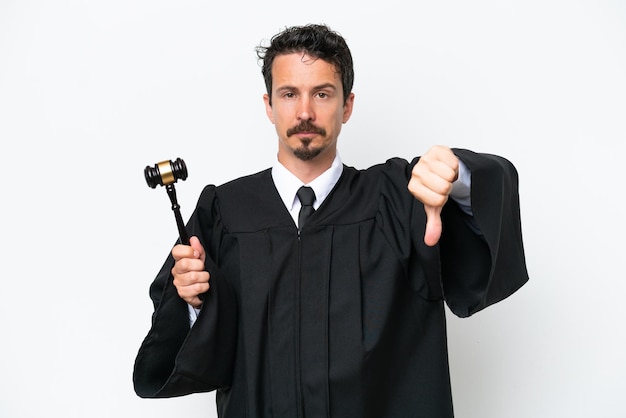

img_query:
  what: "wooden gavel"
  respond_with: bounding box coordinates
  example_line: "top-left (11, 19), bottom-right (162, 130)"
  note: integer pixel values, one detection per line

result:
top-left (144, 158), bottom-right (189, 245)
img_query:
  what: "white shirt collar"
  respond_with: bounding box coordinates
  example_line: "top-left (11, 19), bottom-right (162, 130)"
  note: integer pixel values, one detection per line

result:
top-left (271, 153), bottom-right (343, 211)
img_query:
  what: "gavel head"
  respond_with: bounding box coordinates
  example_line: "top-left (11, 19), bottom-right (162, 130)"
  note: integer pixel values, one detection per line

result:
top-left (144, 158), bottom-right (188, 188)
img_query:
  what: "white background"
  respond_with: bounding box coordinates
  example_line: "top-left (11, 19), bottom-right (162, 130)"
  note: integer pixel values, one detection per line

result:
top-left (1, 1), bottom-right (625, 417)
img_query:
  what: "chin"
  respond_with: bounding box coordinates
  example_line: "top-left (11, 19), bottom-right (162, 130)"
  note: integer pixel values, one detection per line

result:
top-left (294, 146), bottom-right (323, 161)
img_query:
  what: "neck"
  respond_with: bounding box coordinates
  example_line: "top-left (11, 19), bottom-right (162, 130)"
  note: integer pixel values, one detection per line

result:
top-left (278, 148), bottom-right (336, 184)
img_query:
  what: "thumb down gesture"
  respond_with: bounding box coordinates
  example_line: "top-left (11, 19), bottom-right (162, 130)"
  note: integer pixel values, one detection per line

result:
top-left (408, 145), bottom-right (460, 247)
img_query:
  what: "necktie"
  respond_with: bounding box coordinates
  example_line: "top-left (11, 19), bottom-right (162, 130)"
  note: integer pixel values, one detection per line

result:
top-left (297, 186), bottom-right (316, 230)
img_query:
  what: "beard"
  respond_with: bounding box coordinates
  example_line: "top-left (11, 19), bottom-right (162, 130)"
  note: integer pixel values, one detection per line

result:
top-left (287, 120), bottom-right (327, 161)
top-left (293, 139), bottom-right (323, 161)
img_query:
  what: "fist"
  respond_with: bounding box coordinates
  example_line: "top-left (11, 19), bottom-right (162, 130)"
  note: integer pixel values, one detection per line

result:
top-left (408, 145), bottom-right (459, 246)
top-left (171, 236), bottom-right (210, 308)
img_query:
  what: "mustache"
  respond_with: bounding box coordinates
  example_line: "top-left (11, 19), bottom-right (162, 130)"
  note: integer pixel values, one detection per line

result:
top-left (286, 121), bottom-right (326, 137)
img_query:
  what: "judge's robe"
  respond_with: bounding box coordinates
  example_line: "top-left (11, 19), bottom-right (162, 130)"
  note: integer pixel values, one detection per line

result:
top-left (133, 149), bottom-right (529, 418)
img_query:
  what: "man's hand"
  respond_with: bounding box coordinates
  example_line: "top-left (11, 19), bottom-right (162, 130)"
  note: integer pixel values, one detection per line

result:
top-left (408, 145), bottom-right (459, 246)
top-left (171, 236), bottom-right (210, 308)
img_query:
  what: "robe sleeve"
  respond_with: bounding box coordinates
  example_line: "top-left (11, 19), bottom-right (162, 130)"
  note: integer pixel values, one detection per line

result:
top-left (133, 185), bottom-right (238, 398)
top-left (435, 148), bottom-right (529, 317)
top-left (397, 149), bottom-right (528, 317)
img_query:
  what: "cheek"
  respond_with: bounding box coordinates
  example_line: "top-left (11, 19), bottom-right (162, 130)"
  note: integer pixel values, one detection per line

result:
top-left (271, 104), bottom-right (293, 124)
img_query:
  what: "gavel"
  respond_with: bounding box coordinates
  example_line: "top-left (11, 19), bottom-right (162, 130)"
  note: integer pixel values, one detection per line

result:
top-left (144, 158), bottom-right (189, 245)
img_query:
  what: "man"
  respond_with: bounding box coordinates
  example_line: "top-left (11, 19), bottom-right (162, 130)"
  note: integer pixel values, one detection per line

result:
top-left (134, 24), bottom-right (529, 417)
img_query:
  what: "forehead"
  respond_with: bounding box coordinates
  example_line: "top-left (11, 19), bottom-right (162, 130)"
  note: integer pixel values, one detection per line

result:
top-left (271, 53), bottom-right (341, 88)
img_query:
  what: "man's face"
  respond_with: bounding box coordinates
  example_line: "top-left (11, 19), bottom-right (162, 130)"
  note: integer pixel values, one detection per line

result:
top-left (264, 53), bottom-right (354, 163)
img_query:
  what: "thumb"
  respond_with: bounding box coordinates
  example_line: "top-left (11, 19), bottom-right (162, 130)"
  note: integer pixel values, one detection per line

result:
top-left (423, 205), bottom-right (443, 247)
top-left (189, 236), bottom-right (206, 262)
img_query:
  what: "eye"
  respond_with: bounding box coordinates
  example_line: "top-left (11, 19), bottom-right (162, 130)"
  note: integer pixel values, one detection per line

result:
top-left (317, 92), bottom-right (328, 99)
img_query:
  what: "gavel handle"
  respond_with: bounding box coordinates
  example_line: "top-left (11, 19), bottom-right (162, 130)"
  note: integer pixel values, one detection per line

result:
top-left (165, 183), bottom-right (202, 299)
top-left (165, 184), bottom-right (190, 245)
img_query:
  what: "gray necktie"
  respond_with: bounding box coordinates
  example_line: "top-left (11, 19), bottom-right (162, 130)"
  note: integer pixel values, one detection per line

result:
top-left (297, 186), bottom-right (316, 229)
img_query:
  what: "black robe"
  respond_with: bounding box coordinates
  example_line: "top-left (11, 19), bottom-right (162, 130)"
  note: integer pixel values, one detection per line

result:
top-left (133, 149), bottom-right (529, 417)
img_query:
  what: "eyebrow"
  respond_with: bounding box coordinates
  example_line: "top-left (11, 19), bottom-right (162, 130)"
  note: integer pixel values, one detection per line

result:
top-left (275, 83), bottom-right (338, 94)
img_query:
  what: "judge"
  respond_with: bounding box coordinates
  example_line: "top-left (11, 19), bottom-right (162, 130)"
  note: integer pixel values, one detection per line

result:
top-left (133, 23), bottom-right (529, 417)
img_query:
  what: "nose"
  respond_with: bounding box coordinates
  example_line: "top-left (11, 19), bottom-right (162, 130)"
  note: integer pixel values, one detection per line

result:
top-left (297, 97), bottom-right (314, 121)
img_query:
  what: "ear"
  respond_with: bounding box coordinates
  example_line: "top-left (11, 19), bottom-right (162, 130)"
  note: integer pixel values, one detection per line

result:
top-left (263, 94), bottom-right (275, 124)
top-left (342, 92), bottom-right (355, 123)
